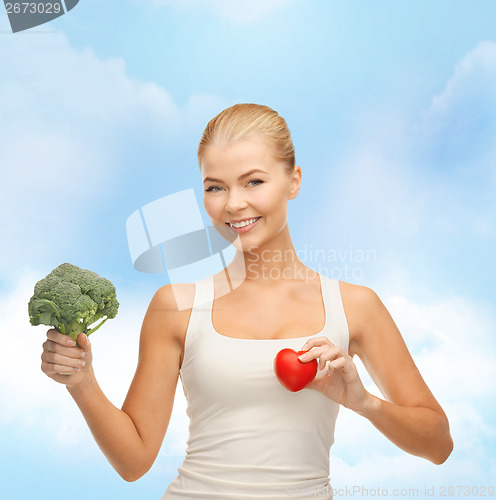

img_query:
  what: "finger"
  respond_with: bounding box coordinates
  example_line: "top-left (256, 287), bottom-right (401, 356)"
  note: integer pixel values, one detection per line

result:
top-left (47, 328), bottom-right (77, 347)
top-left (328, 357), bottom-right (346, 371)
top-left (298, 345), bottom-right (341, 363)
top-left (42, 351), bottom-right (86, 370)
top-left (300, 336), bottom-right (334, 351)
top-left (44, 339), bottom-right (85, 359)
top-left (316, 348), bottom-right (346, 369)
top-left (41, 359), bottom-right (81, 375)
top-left (327, 356), bottom-right (357, 381)
top-left (298, 346), bottom-right (327, 362)
top-left (337, 356), bottom-right (359, 381)
top-left (53, 372), bottom-right (77, 378)
top-left (75, 332), bottom-right (91, 352)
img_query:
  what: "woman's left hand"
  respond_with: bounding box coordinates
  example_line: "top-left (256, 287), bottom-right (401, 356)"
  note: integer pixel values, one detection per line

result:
top-left (298, 336), bottom-right (372, 413)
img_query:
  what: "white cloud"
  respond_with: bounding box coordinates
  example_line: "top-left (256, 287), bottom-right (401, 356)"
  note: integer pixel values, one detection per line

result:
top-left (331, 128), bottom-right (426, 240)
top-left (0, 270), bottom-right (125, 445)
top-left (331, 289), bottom-right (496, 487)
top-left (331, 449), bottom-right (496, 494)
top-left (415, 41), bottom-right (496, 203)
top-left (310, 41), bottom-right (496, 296)
top-left (1, 272), bottom-right (196, 481)
top-left (429, 40), bottom-right (496, 122)
top-left (0, 31), bottom-right (227, 281)
top-left (0, 25), bottom-right (223, 472)
top-left (147, 0), bottom-right (295, 25)
top-left (0, 268), bottom-right (189, 461)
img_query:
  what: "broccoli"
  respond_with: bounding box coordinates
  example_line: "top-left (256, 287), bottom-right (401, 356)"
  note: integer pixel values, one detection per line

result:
top-left (28, 263), bottom-right (119, 341)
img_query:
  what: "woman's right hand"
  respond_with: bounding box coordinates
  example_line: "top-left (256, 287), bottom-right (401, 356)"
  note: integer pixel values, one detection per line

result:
top-left (41, 329), bottom-right (93, 388)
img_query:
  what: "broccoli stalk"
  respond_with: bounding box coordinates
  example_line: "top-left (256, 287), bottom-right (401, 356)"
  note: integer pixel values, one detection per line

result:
top-left (28, 263), bottom-right (119, 341)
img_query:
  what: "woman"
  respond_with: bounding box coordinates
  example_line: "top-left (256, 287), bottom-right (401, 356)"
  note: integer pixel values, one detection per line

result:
top-left (41, 103), bottom-right (453, 499)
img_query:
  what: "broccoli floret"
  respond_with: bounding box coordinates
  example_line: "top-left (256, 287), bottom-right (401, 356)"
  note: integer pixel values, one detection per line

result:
top-left (28, 263), bottom-right (119, 341)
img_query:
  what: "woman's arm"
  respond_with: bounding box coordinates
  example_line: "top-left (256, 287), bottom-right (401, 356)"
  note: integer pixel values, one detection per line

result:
top-left (66, 284), bottom-right (189, 481)
top-left (346, 284), bottom-right (454, 464)
top-left (66, 367), bottom-right (149, 481)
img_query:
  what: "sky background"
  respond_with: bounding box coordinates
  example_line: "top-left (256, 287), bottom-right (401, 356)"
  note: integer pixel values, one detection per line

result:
top-left (1, 0), bottom-right (495, 498)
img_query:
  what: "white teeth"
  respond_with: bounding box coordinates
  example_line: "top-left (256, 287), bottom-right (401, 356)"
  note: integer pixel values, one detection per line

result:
top-left (229, 217), bottom-right (260, 228)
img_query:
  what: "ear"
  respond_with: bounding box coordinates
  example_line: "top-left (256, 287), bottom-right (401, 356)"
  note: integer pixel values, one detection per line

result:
top-left (288, 165), bottom-right (302, 200)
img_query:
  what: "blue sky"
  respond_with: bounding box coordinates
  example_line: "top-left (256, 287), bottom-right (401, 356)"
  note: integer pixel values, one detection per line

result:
top-left (1, 1), bottom-right (495, 498)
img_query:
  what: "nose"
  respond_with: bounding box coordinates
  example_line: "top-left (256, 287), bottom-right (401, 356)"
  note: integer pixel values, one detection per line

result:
top-left (224, 188), bottom-right (248, 214)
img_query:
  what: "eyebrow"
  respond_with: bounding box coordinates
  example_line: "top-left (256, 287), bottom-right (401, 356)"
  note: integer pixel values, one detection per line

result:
top-left (203, 169), bottom-right (268, 184)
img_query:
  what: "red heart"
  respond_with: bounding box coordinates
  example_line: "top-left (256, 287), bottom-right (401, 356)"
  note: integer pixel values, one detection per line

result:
top-left (273, 348), bottom-right (318, 392)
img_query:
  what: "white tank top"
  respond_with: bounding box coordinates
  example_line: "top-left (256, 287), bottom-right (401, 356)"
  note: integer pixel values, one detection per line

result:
top-left (162, 272), bottom-right (349, 499)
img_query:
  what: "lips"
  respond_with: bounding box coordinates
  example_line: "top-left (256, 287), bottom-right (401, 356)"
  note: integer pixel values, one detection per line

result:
top-left (226, 216), bottom-right (262, 225)
top-left (223, 216), bottom-right (263, 235)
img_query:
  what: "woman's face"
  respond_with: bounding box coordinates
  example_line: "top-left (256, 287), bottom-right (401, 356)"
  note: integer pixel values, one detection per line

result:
top-left (201, 139), bottom-right (300, 251)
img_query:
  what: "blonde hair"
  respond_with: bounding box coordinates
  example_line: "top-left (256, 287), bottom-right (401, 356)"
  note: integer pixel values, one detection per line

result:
top-left (197, 103), bottom-right (295, 175)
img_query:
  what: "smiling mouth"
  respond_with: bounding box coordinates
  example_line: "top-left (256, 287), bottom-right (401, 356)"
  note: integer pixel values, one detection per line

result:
top-left (226, 216), bottom-right (262, 229)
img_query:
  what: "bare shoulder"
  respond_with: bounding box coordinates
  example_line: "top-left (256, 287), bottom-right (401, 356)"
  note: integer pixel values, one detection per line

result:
top-left (336, 280), bottom-right (381, 358)
top-left (338, 281), bottom-right (380, 315)
top-left (152, 282), bottom-right (196, 313)
top-left (150, 282), bottom-right (196, 344)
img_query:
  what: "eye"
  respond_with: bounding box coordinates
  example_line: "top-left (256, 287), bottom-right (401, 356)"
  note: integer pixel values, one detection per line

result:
top-left (205, 185), bottom-right (223, 192)
top-left (205, 180), bottom-right (263, 192)
top-left (248, 179), bottom-right (264, 187)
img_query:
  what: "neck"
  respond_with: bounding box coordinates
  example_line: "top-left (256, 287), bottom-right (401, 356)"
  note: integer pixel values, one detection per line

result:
top-left (221, 226), bottom-right (315, 286)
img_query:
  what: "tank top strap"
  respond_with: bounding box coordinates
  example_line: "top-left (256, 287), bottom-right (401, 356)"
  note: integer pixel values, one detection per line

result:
top-left (319, 274), bottom-right (350, 355)
top-left (194, 274), bottom-right (213, 311)
top-left (180, 276), bottom-right (213, 373)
